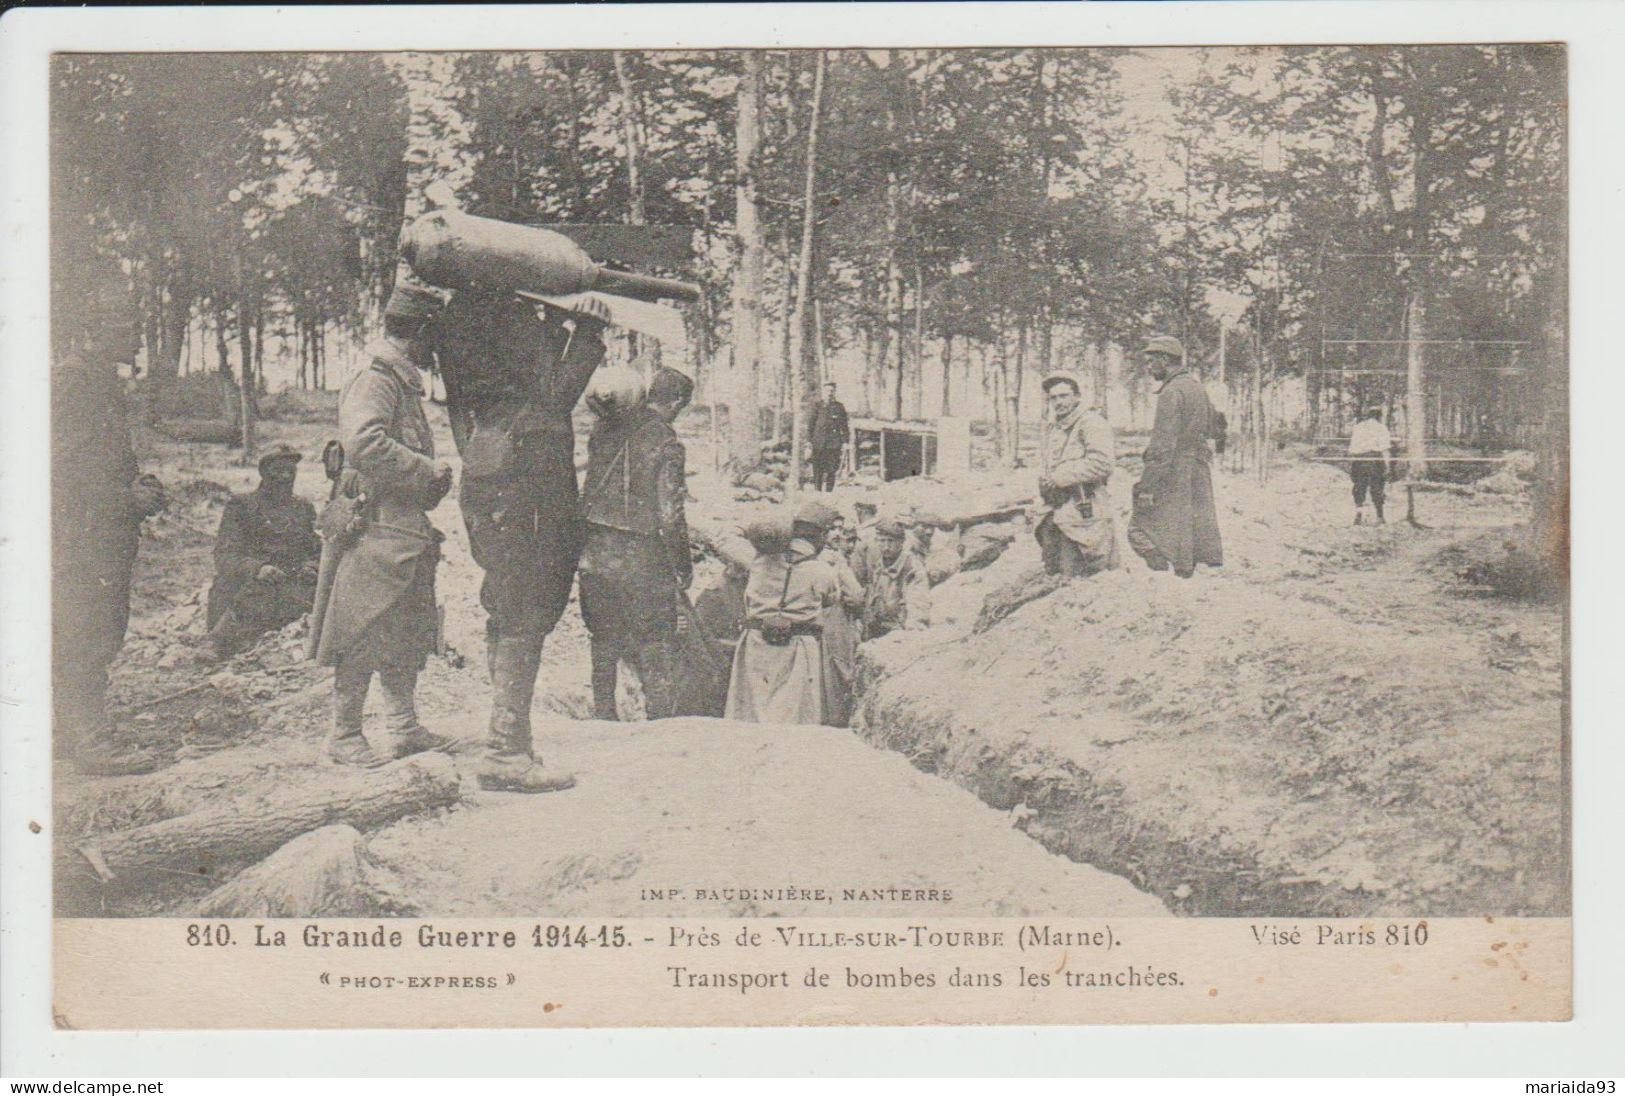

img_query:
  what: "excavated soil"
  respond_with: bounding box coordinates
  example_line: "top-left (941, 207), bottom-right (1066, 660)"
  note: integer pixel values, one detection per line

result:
top-left (859, 457), bottom-right (1565, 917)
top-left (60, 399), bottom-right (1562, 919)
top-left (59, 402), bottom-right (1163, 917)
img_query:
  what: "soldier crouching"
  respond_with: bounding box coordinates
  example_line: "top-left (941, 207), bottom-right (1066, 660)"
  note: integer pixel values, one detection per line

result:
top-left (308, 292), bottom-right (454, 766)
top-left (200, 444), bottom-right (320, 662)
top-left (578, 365), bottom-right (696, 721)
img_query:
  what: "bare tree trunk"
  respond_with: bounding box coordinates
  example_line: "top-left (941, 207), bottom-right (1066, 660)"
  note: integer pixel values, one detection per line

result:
top-left (727, 50), bottom-right (766, 478)
top-left (154, 285), bottom-right (190, 416)
top-left (74, 755), bottom-right (460, 885)
top-left (613, 50), bottom-right (651, 361)
top-left (1405, 291), bottom-right (1427, 479)
top-left (940, 334), bottom-right (954, 417)
top-left (787, 50), bottom-right (826, 494)
top-left (214, 304), bottom-right (231, 378)
top-left (884, 173), bottom-right (903, 420)
top-left (862, 324), bottom-right (880, 417)
top-left (1007, 323), bottom-right (1027, 468)
top-left (1252, 328), bottom-right (1267, 485)
top-left (911, 261), bottom-right (925, 419)
top-left (775, 249), bottom-right (792, 445)
top-left (238, 302), bottom-right (256, 457)
top-left (989, 338), bottom-right (1008, 464)
top-left (254, 309), bottom-right (266, 394)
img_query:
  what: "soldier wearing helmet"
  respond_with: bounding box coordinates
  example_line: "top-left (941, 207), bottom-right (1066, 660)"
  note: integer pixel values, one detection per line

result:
top-left (725, 500), bottom-right (858, 725)
top-left (1127, 335), bottom-right (1223, 578)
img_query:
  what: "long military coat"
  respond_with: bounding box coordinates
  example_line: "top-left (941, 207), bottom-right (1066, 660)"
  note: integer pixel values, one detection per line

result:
top-left (1128, 370), bottom-right (1223, 577)
top-left (51, 349), bottom-right (144, 677)
top-left (725, 540), bottom-right (841, 725)
top-left (310, 341), bottom-right (442, 669)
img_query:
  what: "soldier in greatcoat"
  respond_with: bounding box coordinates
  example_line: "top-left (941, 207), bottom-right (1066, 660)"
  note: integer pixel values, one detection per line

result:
top-left (725, 501), bottom-right (851, 725)
top-left (427, 285), bottom-right (609, 792)
top-left (1035, 371), bottom-right (1120, 577)
top-left (51, 277), bottom-right (168, 775)
top-left (309, 302), bottom-right (454, 766)
top-left (672, 533), bottom-right (754, 718)
top-left (1127, 335), bottom-right (1224, 578)
top-left (200, 444), bottom-right (320, 662)
top-left (578, 365), bottom-right (695, 721)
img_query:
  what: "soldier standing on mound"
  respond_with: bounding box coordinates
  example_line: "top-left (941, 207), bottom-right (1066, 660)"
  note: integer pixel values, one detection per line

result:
top-left (309, 290), bottom-right (454, 766)
top-left (426, 282), bottom-right (610, 792)
top-left (1127, 335), bottom-right (1224, 579)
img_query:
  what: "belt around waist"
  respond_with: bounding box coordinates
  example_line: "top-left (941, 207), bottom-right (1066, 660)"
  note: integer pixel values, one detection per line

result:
top-left (746, 619), bottom-right (822, 637)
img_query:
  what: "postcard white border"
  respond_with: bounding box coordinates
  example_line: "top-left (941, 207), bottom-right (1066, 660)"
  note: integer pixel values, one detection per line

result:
top-left (3, 0), bottom-right (1622, 1078)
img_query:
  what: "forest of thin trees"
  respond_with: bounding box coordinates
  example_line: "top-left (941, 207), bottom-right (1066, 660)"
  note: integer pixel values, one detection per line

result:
top-left (51, 46), bottom-right (1565, 477)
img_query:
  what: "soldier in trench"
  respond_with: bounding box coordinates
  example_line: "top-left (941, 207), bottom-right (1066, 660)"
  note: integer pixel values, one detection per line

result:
top-left (857, 518), bottom-right (932, 640)
top-left (725, 501), bottom-right (851, 725)
top-left (1127, 335), bottom-right (1224, 578)
top-left (578, 364), bottom-right (695, 721)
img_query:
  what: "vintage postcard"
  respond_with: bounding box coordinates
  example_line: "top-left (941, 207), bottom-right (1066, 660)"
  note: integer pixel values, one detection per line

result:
top-left (11, 9), bottom-right (1576, 1037)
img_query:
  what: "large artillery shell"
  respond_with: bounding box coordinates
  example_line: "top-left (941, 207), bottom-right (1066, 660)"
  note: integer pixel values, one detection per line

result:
top-left (399, 208), bottom-right (599, 295)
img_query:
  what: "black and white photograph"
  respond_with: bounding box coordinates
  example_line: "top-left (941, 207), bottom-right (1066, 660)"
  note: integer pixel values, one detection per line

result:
top-left (10, 5), bottom-right (1598, 1043)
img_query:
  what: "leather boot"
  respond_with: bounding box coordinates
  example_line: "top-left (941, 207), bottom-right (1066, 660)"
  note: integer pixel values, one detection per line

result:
top-left (635, 638), bottom-right (678, 721)
top-left (589, 638), bottom-right (620, 721)
top-left (378, 667), bottom-right (452, 759)
top-left (327, 662), bottom-right (385, 766)
top-left (477, 634), bottom-right (575, 794)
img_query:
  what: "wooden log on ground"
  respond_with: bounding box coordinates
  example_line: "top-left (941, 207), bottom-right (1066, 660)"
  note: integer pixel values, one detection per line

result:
top-left (77, 752), bottom-right (461, 884)
top-left (913, 502), bottom-right (1032, 530)
top-left (195, 825), bottom-right (387, 918)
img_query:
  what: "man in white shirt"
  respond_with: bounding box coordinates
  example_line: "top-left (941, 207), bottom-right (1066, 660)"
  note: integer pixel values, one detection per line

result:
top-left (1347, 405), bottom-right (1395, 525)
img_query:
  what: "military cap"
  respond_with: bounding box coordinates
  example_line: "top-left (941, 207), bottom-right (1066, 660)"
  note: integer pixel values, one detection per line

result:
top-left (793, 499), bottom-right (841, 531)
top-left (874, 518), bottom-right (907, 538)
top-left (1040, 371), bottom-right (1083, 395)
top-left (258, 443), bottom-right (302, 472)
top-left (384, 279), bottom-right (446, 324)
top-left (648, 366), bottom-right (695, 406)
top-left (1141, 334), bottom-right (1185, 360)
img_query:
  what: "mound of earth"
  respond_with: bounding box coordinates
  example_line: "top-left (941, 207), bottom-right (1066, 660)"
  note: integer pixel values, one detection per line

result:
top-left (857, 459), bottom-right (1564, 918)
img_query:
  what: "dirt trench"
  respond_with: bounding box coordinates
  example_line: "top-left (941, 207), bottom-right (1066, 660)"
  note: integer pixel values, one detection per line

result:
top-left (853, 519), bottom-right (1565, 918)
